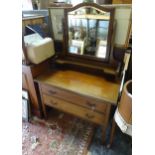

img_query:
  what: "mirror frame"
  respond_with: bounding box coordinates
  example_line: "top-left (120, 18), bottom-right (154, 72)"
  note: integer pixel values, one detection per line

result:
top-left (62, 3), bottom-right (115, 66)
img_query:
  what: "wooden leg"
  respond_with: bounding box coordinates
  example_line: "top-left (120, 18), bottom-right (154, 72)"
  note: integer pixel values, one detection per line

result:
top-left (102, 104), bottom-right (111, 145)
top-left (42, 104), bottom-right (47, 119)
top-left (38, 84), bottom-right (47, 119)
top-left (102, 126), bottom-right (107, 145)
top-left (107, 119), bottom-right (116, 148)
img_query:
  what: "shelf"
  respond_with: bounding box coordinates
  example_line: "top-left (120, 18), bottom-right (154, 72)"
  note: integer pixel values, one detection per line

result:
top-left (68, 14), bottom-right (110, 20)
top-left (56, 59), bottom-right (118, 76)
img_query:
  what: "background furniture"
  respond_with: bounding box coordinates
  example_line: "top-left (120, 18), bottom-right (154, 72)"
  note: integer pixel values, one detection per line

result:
top-left (22, 15), bottom-right (44, 28)
top-left (22, 15), bottom-right (53, 117)
top-left (22, 59), bottom-right (52, 117)
top-left (109, 80), bottom-right (132, 147)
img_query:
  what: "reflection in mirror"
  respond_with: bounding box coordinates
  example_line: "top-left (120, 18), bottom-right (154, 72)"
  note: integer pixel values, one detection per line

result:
top-left (68, 6), bottom-right (110, 59)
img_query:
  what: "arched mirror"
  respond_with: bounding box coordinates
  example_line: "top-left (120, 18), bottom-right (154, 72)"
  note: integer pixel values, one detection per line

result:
top-left (63, 3), bottom-right (115, 64)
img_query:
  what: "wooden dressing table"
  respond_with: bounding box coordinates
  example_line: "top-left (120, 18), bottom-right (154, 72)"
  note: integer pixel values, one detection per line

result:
top-left (34, 3), bottom-right (122, 143)
top-left (35, 69), bottom-right (120, 143)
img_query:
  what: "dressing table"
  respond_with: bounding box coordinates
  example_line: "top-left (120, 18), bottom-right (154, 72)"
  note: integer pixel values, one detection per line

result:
top-left (35, 3), bottom-right (122, 143)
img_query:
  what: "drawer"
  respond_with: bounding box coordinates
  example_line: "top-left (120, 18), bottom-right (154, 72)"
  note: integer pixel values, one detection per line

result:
top-left (43, 94), bottom-right (105, 125)
top-left (41, 83), bottom-right (107, 114)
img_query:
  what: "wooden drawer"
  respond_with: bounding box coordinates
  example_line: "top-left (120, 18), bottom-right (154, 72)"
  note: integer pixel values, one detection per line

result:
top-left (41, 84), bottom-right (107, 114)
top-left (43, 94), bottom-right (105, 125)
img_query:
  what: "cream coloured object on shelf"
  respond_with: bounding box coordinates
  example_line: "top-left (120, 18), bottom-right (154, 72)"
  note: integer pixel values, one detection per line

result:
top-left (24, 34), bottom-right (55, 64)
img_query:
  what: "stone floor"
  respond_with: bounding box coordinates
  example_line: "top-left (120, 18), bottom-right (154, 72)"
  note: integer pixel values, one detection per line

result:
top-left (88, 119), bottom-right (132, 155)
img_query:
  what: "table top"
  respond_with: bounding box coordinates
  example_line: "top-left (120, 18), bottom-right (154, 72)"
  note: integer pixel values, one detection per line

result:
top-left (35, 69), bottom-right (120, 105)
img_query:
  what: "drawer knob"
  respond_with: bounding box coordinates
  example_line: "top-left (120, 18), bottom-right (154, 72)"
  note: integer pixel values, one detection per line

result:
top-left (85, 113), bottom-right (94, 119)
top-left (50, 100), bottom-right (57, 105)
top-left (86, 101), bottom-right (96, 111)
top-left (49, 90), bottom-right (57, 95)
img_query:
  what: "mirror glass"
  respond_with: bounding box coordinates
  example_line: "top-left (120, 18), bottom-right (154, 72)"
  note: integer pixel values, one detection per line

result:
top-left (67, 6), bottom-right (111, 59)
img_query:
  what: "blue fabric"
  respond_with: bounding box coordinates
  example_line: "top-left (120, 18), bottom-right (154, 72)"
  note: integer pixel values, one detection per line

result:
top-left (28, 24), bottom-right (45, 37)
top-left (28, 16), bottom-right (50, 38)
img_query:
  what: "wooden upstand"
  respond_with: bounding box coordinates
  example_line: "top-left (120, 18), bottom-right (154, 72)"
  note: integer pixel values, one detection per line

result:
top-left (22, 15), bottom-right (44, 27)
top-left (35, 69), bottom-right (120, 143)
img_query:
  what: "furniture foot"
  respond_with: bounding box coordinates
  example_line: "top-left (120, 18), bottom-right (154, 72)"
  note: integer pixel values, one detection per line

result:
top-left (102, 126), bottom-right (107, 145)
top-left (107, 119), bottom-right (116, 148)
top-left (42, 105), bottom-right (47, 119)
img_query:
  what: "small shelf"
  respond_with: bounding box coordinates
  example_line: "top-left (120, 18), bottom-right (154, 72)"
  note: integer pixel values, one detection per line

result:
top-left (68, 14), bottom-right (110, 20)
top-left (56, 59), bottom-right (119, 76)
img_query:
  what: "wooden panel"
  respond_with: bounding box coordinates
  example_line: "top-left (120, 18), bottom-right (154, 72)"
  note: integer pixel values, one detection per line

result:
top-left (41, 83), bottom-right (107, 113)
top-left (31, 18), bottom-right (43, 25)
top-left (22, 65), bottom-right (41, 117)
top-left (22, 59), bottom-right (53, 117)
top-left (30, 59), bottom-right (51, 78)
top-left (123, 0), bottom-right (132, 4)
top-left (112, 0), bottom-right (132, 4)
top-left (43, 94), bottom-right (105, 125)
top-left (22, 16), bottom-right (44, 27)
top-left (22, 73), bottom-right (28, 90)
top-left (35, 70), bottom-right (120, 105)
top-left (113, 5), bottom-right (132, 48)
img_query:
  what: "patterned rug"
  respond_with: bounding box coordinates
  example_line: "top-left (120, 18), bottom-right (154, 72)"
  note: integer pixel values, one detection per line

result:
top-left (22, 110), bottom-right (94, 155)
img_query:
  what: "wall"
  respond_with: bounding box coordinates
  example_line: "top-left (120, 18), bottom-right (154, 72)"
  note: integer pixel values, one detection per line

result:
top-left (22, 0), bottom-right (33, 10)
